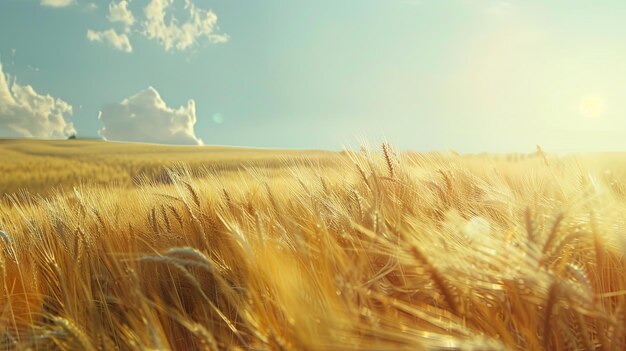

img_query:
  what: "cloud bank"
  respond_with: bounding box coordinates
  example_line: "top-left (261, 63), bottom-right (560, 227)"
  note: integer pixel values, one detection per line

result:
top-left (41, 0), bottom-right (74, 7)
top-left (0, 63), bottom-right (76, 139)
top-left (98, 87), bottom-right (203, 145)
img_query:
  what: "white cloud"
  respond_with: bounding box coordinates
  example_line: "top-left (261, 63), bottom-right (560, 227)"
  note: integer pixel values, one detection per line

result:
top-left (41, 0), bottom-right (74, 7)
top-left (143, 0), bottom-right (229, 52)
top-left (0, 63), bottom-right (76, 139)
top-left (87, 0), bottom-right (228, 53)
top-left (108, 1), bottom-right (135, 29)
top-left (98, 87), bottom-right (203, 145)
top-left (87, 29), bottom-right (133, 53)
top-left (87, 1), bottom-right (135, 51)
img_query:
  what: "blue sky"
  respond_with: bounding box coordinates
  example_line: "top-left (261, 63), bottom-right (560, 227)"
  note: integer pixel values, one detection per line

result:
top-left (1, 0), bottom-right (626, 151)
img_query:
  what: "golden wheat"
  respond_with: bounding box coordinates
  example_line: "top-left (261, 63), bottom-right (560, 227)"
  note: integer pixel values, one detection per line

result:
top-left (1, 140), bottom-right (626, 349)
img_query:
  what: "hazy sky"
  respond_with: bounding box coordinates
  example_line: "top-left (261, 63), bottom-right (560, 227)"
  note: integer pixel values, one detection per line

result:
top-left (1, 0), bottom-right (626, 152)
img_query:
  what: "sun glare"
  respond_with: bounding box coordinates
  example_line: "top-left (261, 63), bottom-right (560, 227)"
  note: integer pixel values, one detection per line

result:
top-left (579, 94), bottom-right (606, 119)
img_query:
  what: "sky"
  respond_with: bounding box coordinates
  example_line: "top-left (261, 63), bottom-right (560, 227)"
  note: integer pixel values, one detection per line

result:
top-left (1, 0), bottom-right (626, 152)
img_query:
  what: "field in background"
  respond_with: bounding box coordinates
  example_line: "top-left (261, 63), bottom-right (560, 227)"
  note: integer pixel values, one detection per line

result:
top-left (0, 139), bottom-right (338, 196)
top-left (2, 140), bottom-right (626, 349)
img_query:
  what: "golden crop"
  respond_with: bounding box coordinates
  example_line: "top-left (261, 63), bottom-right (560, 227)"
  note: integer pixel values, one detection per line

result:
top-left (0, 139), bottom-right (337, 196)
top-left (1, 139), bottom-right (626, 350)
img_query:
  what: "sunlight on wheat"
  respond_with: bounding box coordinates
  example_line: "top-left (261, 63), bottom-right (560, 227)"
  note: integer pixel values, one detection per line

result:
top-left (1, 144), bottom-right (626, 350)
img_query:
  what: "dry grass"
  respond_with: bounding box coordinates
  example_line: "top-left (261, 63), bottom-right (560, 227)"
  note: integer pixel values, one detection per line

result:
top-left (2, 140), bottom-right (626, 350)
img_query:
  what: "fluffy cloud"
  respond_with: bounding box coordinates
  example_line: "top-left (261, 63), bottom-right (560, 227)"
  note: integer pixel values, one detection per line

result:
top-left (0, 63), bottom-right (76, 139)
top-left (143, 0), bottom-right (229, 51)
top-left (108, 1), bottom-right (135, 28)
top-left (88, 1), bottom-right (135, 52)
top-left (41, 0), bottom-right (74, 7)
top-left (87, 29), bottom-right (133, 53)
top-left (98, 87), bottom-right (203, 145)
top-left (87, 0), bottom-right (228, 53)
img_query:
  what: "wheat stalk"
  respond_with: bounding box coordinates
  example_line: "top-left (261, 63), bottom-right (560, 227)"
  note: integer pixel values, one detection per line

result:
top-left (382, 143), bottom-right (395, 178)
top-left (51, 316), bottom-right (96, 351)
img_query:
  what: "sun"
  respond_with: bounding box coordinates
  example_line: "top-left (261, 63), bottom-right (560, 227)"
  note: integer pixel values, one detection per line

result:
top-left (579, 94), bottom-right (606, 119)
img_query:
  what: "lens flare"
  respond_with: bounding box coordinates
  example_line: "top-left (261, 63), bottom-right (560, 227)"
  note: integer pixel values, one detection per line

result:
top-left (579, 94), bottom-right (605, 119)
top-left (212, 113), bottom-right (224, 124)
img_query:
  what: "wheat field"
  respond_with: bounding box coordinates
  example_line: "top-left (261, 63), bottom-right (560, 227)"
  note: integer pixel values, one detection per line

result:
top-left (2, 140), bottom-right (626, 350)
